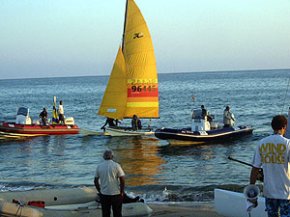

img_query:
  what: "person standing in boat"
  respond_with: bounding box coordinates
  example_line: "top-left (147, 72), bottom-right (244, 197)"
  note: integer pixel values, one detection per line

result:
top-left (52, 105), bottom-right (59, 125)
top-left (58, 100), bottom-right (65, 125)
top-left (201, 105), bottom-right (213, 122)
top-left (39, 108), bottom-right (48, 126)
top-left (192, 105), bottom-right (211, 131)
top-left (94, 149), bottom-right (125, 217)
top-left (249, 115), bottom-right (290, 217)
top-left (201, 105), bottom-right (207, 119)
top-left (223, 105), bottom-right (235, 128)
top-left (131, 115), bottom-right (142, 131)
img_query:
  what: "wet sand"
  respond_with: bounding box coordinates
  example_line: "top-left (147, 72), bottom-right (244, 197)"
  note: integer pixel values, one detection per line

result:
top-left (149, 202), bottom-right (224, 217)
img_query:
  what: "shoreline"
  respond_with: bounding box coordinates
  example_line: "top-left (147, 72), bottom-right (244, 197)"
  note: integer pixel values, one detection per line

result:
top-left (148, 201), bottom-right (224, 217)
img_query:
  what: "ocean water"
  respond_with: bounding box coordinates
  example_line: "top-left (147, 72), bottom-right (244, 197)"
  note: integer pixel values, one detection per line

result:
top-left (0, 69), bottom-right (290, 202)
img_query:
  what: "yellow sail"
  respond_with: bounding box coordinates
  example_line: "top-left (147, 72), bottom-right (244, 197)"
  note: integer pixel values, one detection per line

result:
top-left (123, 0), bottom-right (159, 119)
top-left (52, 96), bottom-right (58, 124)
top-left (98, 0), bottom-right (159, 120)
top-left (98, 47), bottom-right (127, 120)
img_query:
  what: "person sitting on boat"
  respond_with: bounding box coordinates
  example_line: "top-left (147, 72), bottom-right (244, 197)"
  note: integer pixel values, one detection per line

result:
top-left (52, 105), bottom-right (59, 125)
top-left (39, 108), bottom-right (48, 126)
top-left (58, 100), bottom-right (65, 125)
top-left (131, 114), bottom-right (142, 131)
top-left (101, 117), bottom-right (116, 130)
top-left (223, 105), bottom-right (235, 128)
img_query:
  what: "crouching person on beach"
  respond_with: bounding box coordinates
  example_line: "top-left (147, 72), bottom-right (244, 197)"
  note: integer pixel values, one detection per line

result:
top-left (94, 149), bottom-right (125, 217)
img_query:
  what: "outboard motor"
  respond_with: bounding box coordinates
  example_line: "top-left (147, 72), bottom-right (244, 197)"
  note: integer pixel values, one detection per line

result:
top-left (16, 107), bottom-right (32, 125)
top-left (64, 117), bottom-right (75, 126)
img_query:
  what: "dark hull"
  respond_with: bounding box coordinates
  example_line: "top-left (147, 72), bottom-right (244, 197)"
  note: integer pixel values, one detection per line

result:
top-left (0, 122), bottom-right (79, 135)
top-left (154, 126), bottom-right (253, 145)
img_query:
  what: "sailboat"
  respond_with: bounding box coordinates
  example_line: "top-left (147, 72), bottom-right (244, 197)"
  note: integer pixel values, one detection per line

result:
top-left (98, 0), bottom-right (159, 137)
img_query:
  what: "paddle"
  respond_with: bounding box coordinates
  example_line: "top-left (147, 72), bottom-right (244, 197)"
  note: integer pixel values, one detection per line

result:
top-left (227, 156), bottom-right (264, 182)
top-left (228, 156), bottom-right (253, 167)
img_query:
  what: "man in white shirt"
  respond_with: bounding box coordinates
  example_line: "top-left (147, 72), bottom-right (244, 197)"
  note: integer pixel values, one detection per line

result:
top-left (58, 100), bottom-right (65, 125)
top-left (223, 105), bottom-right (235, 128)
top-left (250, 115), bottom-right (290, 217)
top-left (94, 150), bottom-right (125, 217)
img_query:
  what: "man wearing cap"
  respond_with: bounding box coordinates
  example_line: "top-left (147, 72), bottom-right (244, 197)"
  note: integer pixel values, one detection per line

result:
top-left (94, 150), bottom-right (125, 217)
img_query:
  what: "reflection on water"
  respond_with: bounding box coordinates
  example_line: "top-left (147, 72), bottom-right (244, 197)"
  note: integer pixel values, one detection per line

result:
top-left (52, 136), bottom-right (66, 156)
top-left (159, 144), bottom-right (215, 160)
top-left (104, 137), bottom-right (165, 186)
top-left (39, 136), bottom-right (51, 155)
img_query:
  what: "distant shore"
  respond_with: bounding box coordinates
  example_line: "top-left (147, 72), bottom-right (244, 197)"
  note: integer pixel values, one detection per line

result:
top-left (148, 201), bottom-right (224, 217)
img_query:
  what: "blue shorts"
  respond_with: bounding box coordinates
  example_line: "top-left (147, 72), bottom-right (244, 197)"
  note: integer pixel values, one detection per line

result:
top-left (265, 198), bottom-right (290, 217)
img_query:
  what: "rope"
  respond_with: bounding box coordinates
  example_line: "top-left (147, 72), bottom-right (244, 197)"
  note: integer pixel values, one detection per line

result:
top-left (282, 78), bottom-right (290, 114)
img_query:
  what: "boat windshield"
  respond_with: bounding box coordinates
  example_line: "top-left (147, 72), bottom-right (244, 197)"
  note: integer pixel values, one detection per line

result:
top-left (17, 107), bottom-right (29, 116)
top-left (192, 109), bottom-right (202, 119)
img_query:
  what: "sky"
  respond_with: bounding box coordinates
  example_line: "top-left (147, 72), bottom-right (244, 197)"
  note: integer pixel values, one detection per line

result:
top-left (0, 0), bottom-right (289, 79)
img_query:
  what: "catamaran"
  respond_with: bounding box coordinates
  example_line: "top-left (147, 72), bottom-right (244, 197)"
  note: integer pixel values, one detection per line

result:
top-left (98, 0), bottom-right (159, 137)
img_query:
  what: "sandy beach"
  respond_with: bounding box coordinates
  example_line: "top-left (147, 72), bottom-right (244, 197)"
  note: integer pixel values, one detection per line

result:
top-left (148, 202), bottom-right (224, 217)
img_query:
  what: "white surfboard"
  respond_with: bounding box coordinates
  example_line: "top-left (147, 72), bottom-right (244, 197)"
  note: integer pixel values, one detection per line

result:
top-left (214, 189), bottom-right (267, 217)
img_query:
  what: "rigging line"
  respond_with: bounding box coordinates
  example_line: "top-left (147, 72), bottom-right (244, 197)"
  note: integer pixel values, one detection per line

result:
top-left (282, 77), bottom-right (290, 114)
top-left (122, 0), bottom-right (129, 51)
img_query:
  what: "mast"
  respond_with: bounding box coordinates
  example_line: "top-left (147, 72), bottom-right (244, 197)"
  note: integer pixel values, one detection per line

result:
top-left (122, 0), bottom-right (129, 51)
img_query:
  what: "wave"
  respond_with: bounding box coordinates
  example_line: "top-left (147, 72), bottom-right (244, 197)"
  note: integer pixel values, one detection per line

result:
top-left (0, 181), bottom-right (248, 202)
